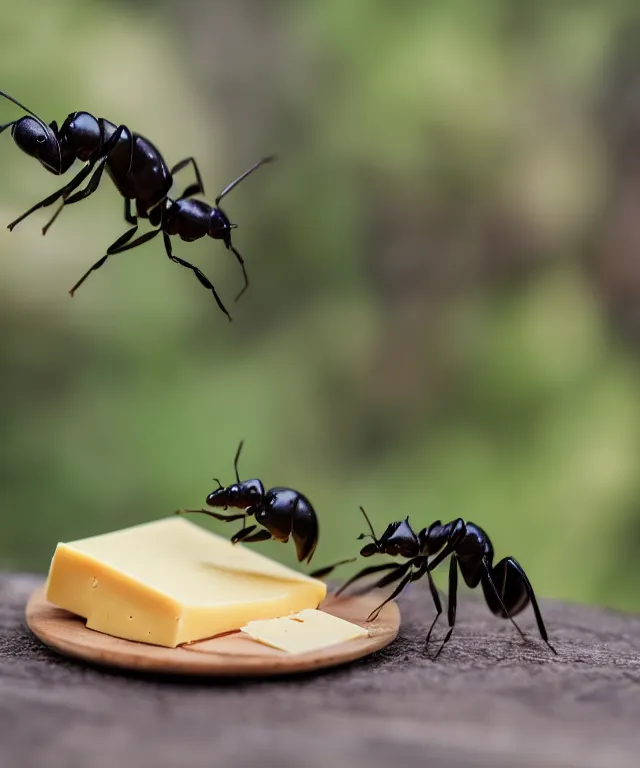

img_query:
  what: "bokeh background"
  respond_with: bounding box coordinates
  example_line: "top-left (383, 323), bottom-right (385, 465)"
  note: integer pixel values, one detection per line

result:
top-left (2, 0), bottom-right (640, 613)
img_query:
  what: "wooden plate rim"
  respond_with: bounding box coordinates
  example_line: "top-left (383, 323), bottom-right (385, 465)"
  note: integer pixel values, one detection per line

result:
top-left (25, 585), bottom-right (400, 678)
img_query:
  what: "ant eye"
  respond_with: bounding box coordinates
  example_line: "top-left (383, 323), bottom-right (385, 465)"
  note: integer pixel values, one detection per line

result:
top-left (36, 135), bottom-right (46, 144)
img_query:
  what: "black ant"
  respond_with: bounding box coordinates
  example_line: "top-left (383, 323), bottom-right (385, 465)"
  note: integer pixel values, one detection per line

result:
top-left (67, 156), bottom-right (274, 320)
top-left (323, 508), bottom-right (556, 660)
top-left (176, 441), bottom-right (319, 564)
top-left (0, 89), bottom-right (274, 317)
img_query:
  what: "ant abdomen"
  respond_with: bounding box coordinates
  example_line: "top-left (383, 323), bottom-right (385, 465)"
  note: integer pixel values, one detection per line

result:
top-left (261, 488), bottom-right (319, 564)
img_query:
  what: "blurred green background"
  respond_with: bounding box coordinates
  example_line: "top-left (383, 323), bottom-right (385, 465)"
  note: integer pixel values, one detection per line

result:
top-left (2, 0), bottom-right (640, 613)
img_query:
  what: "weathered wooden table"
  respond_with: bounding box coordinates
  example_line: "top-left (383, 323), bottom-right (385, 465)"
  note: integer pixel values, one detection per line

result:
top-left (2, 573), bottom-right (639, 768)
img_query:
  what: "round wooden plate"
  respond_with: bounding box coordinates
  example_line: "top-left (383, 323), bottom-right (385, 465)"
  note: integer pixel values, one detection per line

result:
top-left (25, 586), bottom-right (400, 677)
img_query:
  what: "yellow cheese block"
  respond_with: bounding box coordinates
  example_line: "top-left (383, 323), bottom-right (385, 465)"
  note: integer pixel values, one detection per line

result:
top-left (45, 517), bottom-right (326, 648)
top-left (241, 608), bottom-right (369, 654)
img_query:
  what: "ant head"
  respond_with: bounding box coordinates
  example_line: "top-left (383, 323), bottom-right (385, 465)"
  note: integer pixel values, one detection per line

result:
top-left (208, 206), bottom-right (237, 243)
top-left (12, 116), bottom-right (61, 173)
top-left (359, 540), bottom-right (380, 558)
top-left (206, 478), bottom-right (264, 511)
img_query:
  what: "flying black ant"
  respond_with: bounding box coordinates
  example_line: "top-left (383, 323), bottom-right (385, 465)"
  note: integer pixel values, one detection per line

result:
top-left (67, 156), bottom-right (274, 320)
top-left (323, 508), bottom-right (556, 660)
top-left (0, 89), bottom-right (274, 316)
top-left (176, 441), bottom-right (319, 564)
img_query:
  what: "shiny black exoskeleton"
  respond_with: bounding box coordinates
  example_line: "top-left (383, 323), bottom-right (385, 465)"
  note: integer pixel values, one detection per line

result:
top-left (68, 156), bottom-right (275, 320)
top-left (0, 89), bottom-right (274, 316)
top-left (325, 508), bottom-right (556, 659)
top-left (0, 89), bottom-right (184, 232)
top-left (176, 442), bottom-right (319, 564)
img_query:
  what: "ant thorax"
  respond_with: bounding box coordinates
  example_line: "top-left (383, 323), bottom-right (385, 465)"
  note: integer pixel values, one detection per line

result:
top-left (206, 478), bottom-right (265, 510)
top-left (383, 519), bottom-right (420, 558)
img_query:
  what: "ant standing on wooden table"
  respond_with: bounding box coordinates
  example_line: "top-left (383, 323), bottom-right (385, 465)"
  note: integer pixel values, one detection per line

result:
top-left (320, 507), bottom-right (557, 659)
top-left (0, 89), bottom-right (274, 318)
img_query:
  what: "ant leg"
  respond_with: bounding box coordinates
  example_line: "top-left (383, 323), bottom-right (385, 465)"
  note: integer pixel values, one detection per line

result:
top-left (124, 199), bottom-right (137, 226)
top-left (42, 156), bottom-right (109, 235)
top-left (41, 196), bottom-right (74, 236)
top-left (42, 155), bottom-right (128, 236)
top-left (176, 508), bottom-right (247, 523)
top-left (430, 555), bottom-right (459, 660)
top-left (309, 557), bottom-right (357, 580)
top-left (492, 557), bottom-right (557, 655)
top-left (40, 199), bottom-right (68, 236)
top-left (171, 157), bottom-right (205, 199)
top-left (334, 562), bottom-right (407, 597)
top-left (8, 124), bottom-right (128, 233)
top-left (68, 228), bottom-right (160, 296)
top-left (237, 529), bottom-right (273, 544)
top-left (43, 125), bottom-right (131, 234)
top-left (103, 223), bottom-right (140, 253)
top-left (230, 525), bottom-right (257, 543)
top-left (414, 564), bottom-right (443, 652)
top-left (105, 228), bottom-right (160, 254)
top-left (366, 563), bottom-right (415, 622)
top-left (367, 559), bottom-right (412, 591)
top-left (227, 244), bottom-right (250, 304)
top-left (426, 522), bottom-right (467, 574)
top-left (424, 573), bottom-right (443, 652)
top-left (162, 232), bottom-right (231, 321)
top-left (481, 557), bottom-right (528, 644)
top-left (8, 162), bottom-right (95, 231)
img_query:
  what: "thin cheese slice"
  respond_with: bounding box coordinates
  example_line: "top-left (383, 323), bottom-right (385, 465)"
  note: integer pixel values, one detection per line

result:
top-left (45, 517), bottom-right (326, 648)
top-left (241, 608), bottom-right (369, 654)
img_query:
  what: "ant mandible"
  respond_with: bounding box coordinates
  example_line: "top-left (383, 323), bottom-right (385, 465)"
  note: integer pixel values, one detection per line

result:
top-left (0, 89), bottom-right (274, 317)
top-left (323, 507), bottom-right (557, 660)
top-left (176, 441), bottom-right (319, 564)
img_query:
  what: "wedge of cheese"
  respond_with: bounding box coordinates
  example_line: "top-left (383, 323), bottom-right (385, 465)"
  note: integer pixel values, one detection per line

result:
top-left (45, 517), bottom-right (326, 648)
top-left (241, 609), bottom-right (369, 654)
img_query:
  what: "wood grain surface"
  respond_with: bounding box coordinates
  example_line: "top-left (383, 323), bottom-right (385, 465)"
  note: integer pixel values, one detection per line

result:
top-left (2, 572), bottom-right (640, 768)
top-left (25, 584), bottom-right (400, 677)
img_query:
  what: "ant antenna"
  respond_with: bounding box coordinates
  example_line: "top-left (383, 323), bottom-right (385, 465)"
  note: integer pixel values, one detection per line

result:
top-left (0, 89), bottom-right (62, 172)
top-left (233, 440), bottom-right (245, 483)
top-left (227, 242), bottom-right (249, 303)
top-left (0, 90), bottom-right (46, 125)
top-left (215, 156), bottom-right (276, 206)
top-left (212, 477), bottom-right (223, 489)
top-left (359, 506), bottom-right (380, 545)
